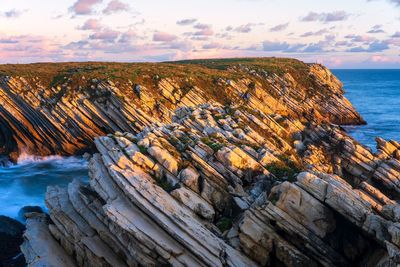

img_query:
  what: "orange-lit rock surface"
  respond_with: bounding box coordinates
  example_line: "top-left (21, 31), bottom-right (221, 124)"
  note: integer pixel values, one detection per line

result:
top-left (0, 58), bottom-right (364, 161)
top-left (17, 59), bottom-right (400, 267)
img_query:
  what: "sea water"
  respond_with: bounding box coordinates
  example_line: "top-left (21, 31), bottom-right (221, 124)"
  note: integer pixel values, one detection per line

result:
top-left (333, 69), bottom-right (400, 148)
top-left (0, 154), bottom-right (88, 220)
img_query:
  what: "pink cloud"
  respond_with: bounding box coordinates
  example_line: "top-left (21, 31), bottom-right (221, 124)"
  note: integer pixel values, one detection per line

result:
top-left (194, 29), bottom-right (214, 36)
top-left (153, 32), bottom-right (178, 42)
top-left (370, 55), bottom-right (400, 63)
top-left (80, 19), bottom-right (102, 30)
top-left (70, 0), bottom-right (102, 15)
top-left (119, 29), bottom-right (137, 43)
top-left (0, 34), bottom-right (68, 63)
top-left (103, 0), bottom-right (129, 14)
top-left (89, 28), bottom-right (120, 41)
top-left (202, 42), bottom-right (222, 49)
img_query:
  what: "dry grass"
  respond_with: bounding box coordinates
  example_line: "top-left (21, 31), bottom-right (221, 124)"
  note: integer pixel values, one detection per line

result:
top-left (0, 58), bottom-right (318, 106)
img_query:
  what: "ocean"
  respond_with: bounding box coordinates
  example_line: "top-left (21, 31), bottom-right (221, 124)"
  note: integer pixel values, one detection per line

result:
top-left (333, 69), bottom-right (400, 149)
top-left (0, 69), bottom-right (398, 220)
top-left (0, 155), bottom-right (88, 220)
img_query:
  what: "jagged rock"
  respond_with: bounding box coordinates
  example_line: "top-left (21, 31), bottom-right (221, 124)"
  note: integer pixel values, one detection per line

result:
top-left (17, 59), bottom-right (400, 267)
top-left (21, 213), bottom-right (76, 267)
top-left (269, 181), bottom-right (336, 238)
top-left (0, 59), bottom-right (363, 161)
top-left (18, 206), bottom-right (44, 222)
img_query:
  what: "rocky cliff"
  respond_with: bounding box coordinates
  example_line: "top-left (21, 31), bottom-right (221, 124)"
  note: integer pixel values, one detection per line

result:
top-left (0, 58), bottom-right (363, 162)
top-left (10, 58), bottom-right (399, 267)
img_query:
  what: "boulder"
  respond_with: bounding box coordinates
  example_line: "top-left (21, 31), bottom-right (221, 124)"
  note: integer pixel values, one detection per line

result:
top-left (0, 215), bottom-right (25, 266)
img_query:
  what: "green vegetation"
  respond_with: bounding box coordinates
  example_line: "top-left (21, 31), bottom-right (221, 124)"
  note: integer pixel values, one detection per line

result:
top-left (216, 217), bottom-right (233, 232)
top-left (200, 137), bottom-right (225, 152)
top-left (49, 73), bottom-right (68, 88)
top-left (137, 145), bottom-right (147, 154)
top-left (266, 155), bottom-right (301, 182)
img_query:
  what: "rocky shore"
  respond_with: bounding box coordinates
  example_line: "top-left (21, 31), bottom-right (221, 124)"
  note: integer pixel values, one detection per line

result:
top-left (3, 58), bottom-right (398, 266)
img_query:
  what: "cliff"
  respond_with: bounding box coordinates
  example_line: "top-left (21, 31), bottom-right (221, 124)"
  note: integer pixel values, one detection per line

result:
top-left (0, 58), bottom-right (364, 162)
top-left (13, 58), bottom-right (400, 267)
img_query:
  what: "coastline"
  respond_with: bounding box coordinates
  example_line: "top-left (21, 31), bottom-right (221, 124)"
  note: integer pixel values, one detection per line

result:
top-left (1, 59), bottom-right (400, 266)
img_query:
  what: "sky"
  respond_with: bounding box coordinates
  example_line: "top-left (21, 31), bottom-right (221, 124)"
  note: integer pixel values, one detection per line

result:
top-left (0, 0), bottom-right (400, 68)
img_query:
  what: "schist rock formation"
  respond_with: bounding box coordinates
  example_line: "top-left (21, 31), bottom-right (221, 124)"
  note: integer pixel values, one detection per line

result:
top-left (2, 59), bottom-right (399, 266)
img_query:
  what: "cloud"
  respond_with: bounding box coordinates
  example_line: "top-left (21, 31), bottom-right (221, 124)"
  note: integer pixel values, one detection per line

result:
top-left (103, 0), bottom-right (129, 14)
top-left (119, 29), bottom-right (137, 43)
top-left (303, 43), bottom-right (325, 52)
top-left (89, 28), bottom-right (120, 42)
top-left (234, 24), bottom-right (254, 33)
top-left (193, 23), bottom-right (211, 30)
top-left (301, 11), bottom-right (350, 23)
top-left (371, 0), bottom-right (400, 6)
top-left (153, 32), bottom-right (178, 42)
top-left (193, 29), bottom-right (214, 36)
top-left (2, 9), bottom-right (25, 18)
top-left (0, 37), bottom-right (19, 44)
top-left (262, 41), bottom-right (319, 53)
top-left (202, 42), bottom-right (222, 49)
top-left (367, 25), bottom-right (385, 34)
top-left (262, 35), bottom-right (335, 53)
top-left (0, 34), bottom-right (66, 63)
top-left (166, 41), bottom-right (192, 51)
top-left (347, 40), bottom-right (390, 52)
top-left (262, 41), bottom-right (293, 51)
top-left (177, 19), bottom-right (197, 26)
top-left (344, 34), bottom-right (375, 43)
top-left (80, 19), bottom-right (102, 30)
top-left (335, 40), bottom-right (350, 46)
top-left (392, 31), bottom-right (400, 37)
top-left (189, 23), bottom-right (214, 36)
top-left (70, 0), bottom-right (102, 15)
top-left (269, 23), bottom-right (289, 32)
top-left (300, 29), bottom-right (329, 37)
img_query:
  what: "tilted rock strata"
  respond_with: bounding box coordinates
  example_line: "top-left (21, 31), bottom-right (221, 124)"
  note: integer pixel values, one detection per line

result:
top-left (21, 103), bottom-right (400, 266)
top-left (0, 59), bottom-right (364, 161)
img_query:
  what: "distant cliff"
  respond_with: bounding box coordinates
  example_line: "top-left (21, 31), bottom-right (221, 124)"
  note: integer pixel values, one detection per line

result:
top-left (0, 58), bottom-right (364, 161)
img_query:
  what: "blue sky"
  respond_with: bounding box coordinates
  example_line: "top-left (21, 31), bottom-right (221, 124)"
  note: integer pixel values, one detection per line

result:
top-left (0, 0), bottom-right (400, 68)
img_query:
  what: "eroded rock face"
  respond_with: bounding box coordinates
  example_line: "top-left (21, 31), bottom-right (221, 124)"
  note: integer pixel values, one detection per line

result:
top-left (18, 101), bottom-right (400, 267)
top-left (18, 60), bottom-right (400, 267)
top-left (0, 59), bottom-right (363, 161)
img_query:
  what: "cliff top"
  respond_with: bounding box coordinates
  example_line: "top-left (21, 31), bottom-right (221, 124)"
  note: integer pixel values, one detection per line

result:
top-left (0, 57), bottom-right (315, 89)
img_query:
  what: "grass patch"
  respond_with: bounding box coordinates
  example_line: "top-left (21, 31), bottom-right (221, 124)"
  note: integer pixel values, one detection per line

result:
top-left (266, 157), bottom-right (300, 182)
top-left (200, 137), bottom-right (225, 152)
top-left (138, 145), bottom-right (147, 154)
top-left (216, 217), bottom-right (233, 232)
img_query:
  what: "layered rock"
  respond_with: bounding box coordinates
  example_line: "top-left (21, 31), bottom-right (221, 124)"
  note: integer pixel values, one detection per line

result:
top-left (0, 59), bottom-right (363, 161)
top-left (19, 100), bottom-right (400, 266)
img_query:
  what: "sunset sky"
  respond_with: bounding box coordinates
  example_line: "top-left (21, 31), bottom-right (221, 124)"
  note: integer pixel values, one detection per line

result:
top-left (1, 0), bottom-right (400, 68)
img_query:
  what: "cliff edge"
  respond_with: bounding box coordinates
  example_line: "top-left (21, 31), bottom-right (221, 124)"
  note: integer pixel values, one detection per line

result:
top-left (0, 58), bottom-right (364, 162)
top-left (9, 58), bottom-right (398, 267)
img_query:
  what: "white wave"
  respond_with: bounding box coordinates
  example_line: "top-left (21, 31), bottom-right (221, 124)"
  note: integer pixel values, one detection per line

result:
top-left (17, 153), bottom-right (64, 164)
